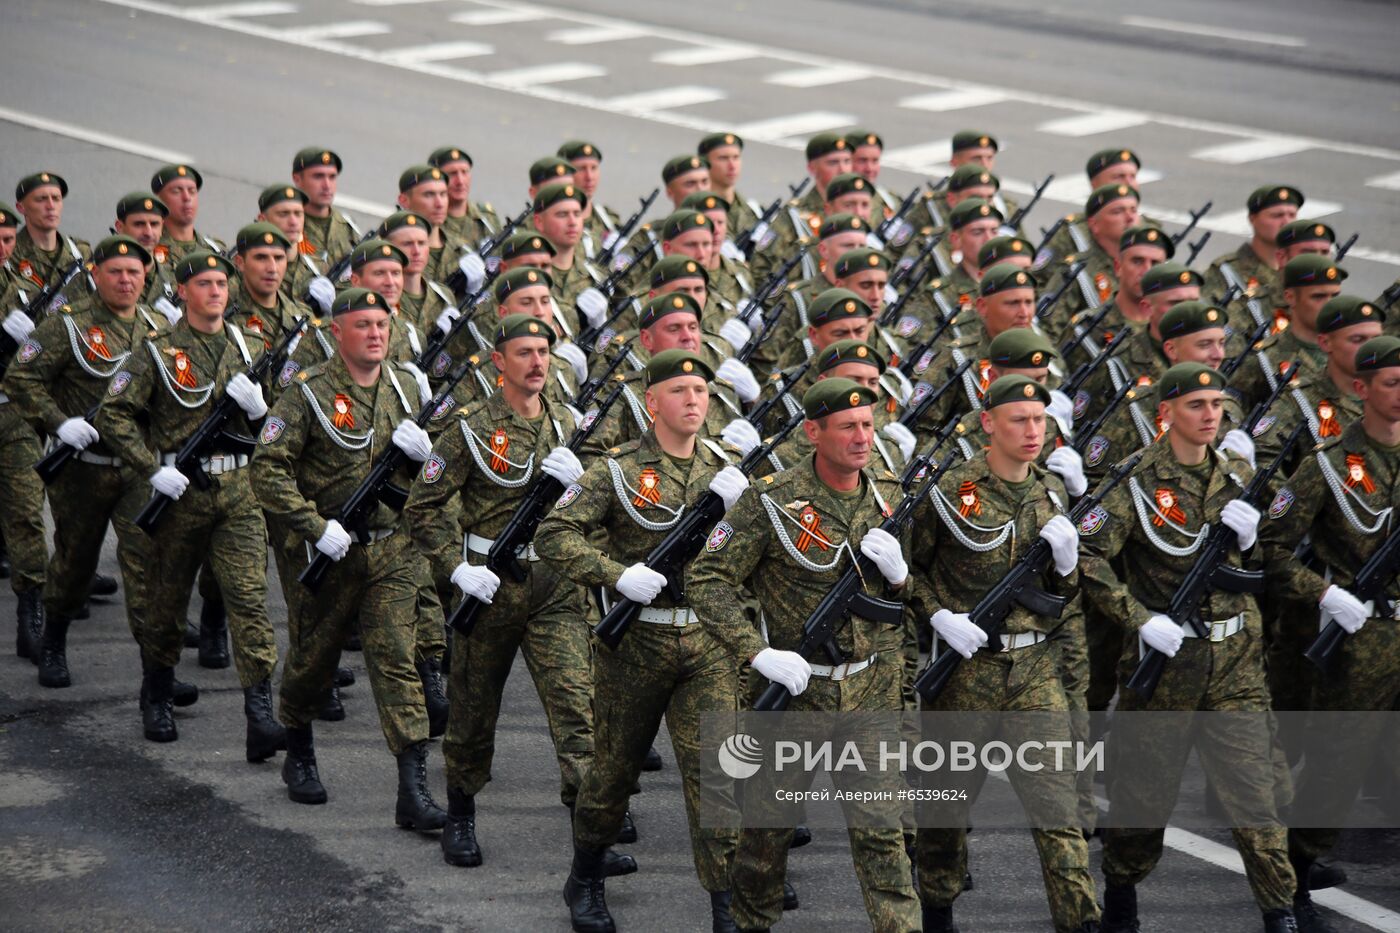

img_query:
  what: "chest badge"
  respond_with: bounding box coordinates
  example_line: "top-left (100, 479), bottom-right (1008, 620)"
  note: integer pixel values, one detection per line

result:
top-left (1152, 487), bottom-right (1186, 527)
top-left (633, 468), bottom-right (662, 508)
top-left (794, 505), bottom-right (830, 552)
top-left (331, 393), bottom-right (355, 430)
top-left (172, 350), bottom-right (197, 388)
top-left (1317, 401), bottom-right (1341, 438)
top-left (1344, 453), bottom-right (1375, 494)
top-left (86, 326), bottom-right (112, 361)
top-left (488, 428), bottom-right (510, 472)
top-left (957, 480), bottom-right (981, 518)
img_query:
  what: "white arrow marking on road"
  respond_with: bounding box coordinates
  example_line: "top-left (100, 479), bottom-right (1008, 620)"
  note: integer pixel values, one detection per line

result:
top-left (378, 40), bottom-right (494, 64)
top-left (1192, 137), bottom-right (1315, 164)
top-left (899, 88), bottom-right (1010, 112)
top-left (1038, 170), bottom-right (1164, 206)
top-left (732, 112), bottom-right (855, 142)
top-left (487, 63), bottom-right (607, 86)
top-left (333, 194), bottom-right (398, 218)
top-left (606, 86), bottom-right (726, 113)
top-left (880, 141), bottom-right (953, 174)
top-left (1366, 171), bottom-right (1400, 192)
top-left (1038, 110), bottom-right (1151, 137)
top-left (279, 20), bottom-right (391, 40)
top-left (766, 65), bottom-right (873, 89)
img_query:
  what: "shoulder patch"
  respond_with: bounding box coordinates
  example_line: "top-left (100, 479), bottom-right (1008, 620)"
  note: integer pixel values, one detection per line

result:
top-left (278, 359), bottom-right (300, 388)
top-left (1085, 435), bottom-right (1110, 467)
top-left (1078, 504), bottom-right (1109, 536)
top-left (555, 482), bottom-right (582, 510)
top-left (896, 315), bottom-right (921, 338)
top-left (431, 351), bottom-right (451, 378)
top-left (260, 416), bottom-right (286, 444)
top-left (422, 454), bottom-right (446, 484)
top-left (431, 394), bottom-right (456, 421)
top-left (1072, 389), bottom-right (1090, 420)
top-left (16, 338), bottom-right (41, 363)
top-left (706, 520), bottom-right (734, 552)
top-left (1250, 414), bottom-right (1275, 438)
top-left (108, 370), bottom-right (132, 396)
top-left (1268, 488), bottom-right (1295, 519)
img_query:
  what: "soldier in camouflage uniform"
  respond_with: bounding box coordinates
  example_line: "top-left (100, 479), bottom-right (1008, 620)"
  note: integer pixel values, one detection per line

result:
top-left (679, 191), bottom-right (755, 311)
top-left (749, 133), bottom-right (849, 286)
top-left (534, 182), bottom-right (604, 339)
top-left (228, 222), bottom-right (311, 352)
top-left (557, 140), bottom-right (622, 264)
top-left (428, 146), bottom-right (501, 249)
top-left (1040, 184), bottom-right (1142, 339)
top-left (109, 192), bottom-right (179, 313)
top-left (390, 165), bottom-right (461, 287)
top-left (10, 171), bottom-right (91, 295)
top-left (1078, 363), bottom-right (1298, 933)
top-left (753, 288), bottom-right (876, 434)
top-left (292, 147), bottom-right (362, 267)
top-left (697, 133), bottom-right (761, 242)
top-left (247, 185), bottom-right (323, 307)
top-left (151, 164), bottom-right (225, 262)
top-left (380, 210), bottom-right (457, 337)
top-left (1038, 148), bottom-right (1150, 269)
top-left (1203, 185), bottom-right (1305, 321)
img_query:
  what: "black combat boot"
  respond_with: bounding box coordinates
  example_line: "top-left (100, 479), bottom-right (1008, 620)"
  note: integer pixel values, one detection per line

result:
top-left (564, 844), bottom-right (616, 933)
top-left (88, 573), bottom-right (119, 598)
top-left (36, 614), bottom-right (72, 688)
top-left (197, 597), bottom-right (229, 669)
top-left (601, 848), bottom-right (636, 878)
top-left (395, 741), bottom-right (447, 832)
top-left (922, 902), bottom-right (958, 932)
top-left (173, 679), bottom-right (199, 706)
top-left (1292, 895), bottom-right (1338, 933)
top-left (642, 743), bottom-right (663, 771)
top-left (710, 890), bottom-right (738, 933)
top-left (417, 657), bottom-right (448, 738)
top-left (789, 825), bottom-right (811, 848)
top-left (141, 666), bottom-right (178, 743)
top-left (15, 587), bottom-right (44, 662)
top-left (1263, 908), bottom-right (1299, 932)
top-left (1308, 861), bottom-right (1347, 891)
top-left (442, 788), bottom-right (482, 866)
top-left (282, 725), bottom-right (327, 804)
top-left (318, 685), bottom-right (345, 721)
top-left (183, 616), bottom-right (199, 649)
top-left (243, 680), bottom-right (286, 763)
top-left (616, 808), bottom-right (637, 844)
top-left (1101, 883), bottom-right (1140, 933)
top-left (782, 880), bottom-right (798, 910)
top-left (334, 666), bottom-right (355, 687)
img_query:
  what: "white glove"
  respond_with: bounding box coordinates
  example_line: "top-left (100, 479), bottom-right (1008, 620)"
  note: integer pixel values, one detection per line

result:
top-left (435, 305), bottom-right (460, 336)
top-left (1140, 614), bottom-right (1183, 657)
top-left (601, 231), bottom-right (620, 251)
top-left (56, 416), bottom-right (99, 450)
top-left (930, 608), bottom-right (988, 659)
top-left (1320, 584), bottom-right (1369, 635)
top-left (859, 526), bottom-right (908, 585)
top-left (1219, 428), bottom-right (1256, 469)
top-left (392, 419), bottom-right (432, 462)
top-left (716, 357), bottom-right (760, 403)
top-left (1219, 499), bottom-right (1260, 551)
top-left (615, 563), bottom-right (668, 604)
top-left (457, 251), bottom-right (486, 292)
top-left (884, 366), bottom-right (914, 404)
top-left (308, 275), bottom-right (336, 314)
top-left (882, 422), bottom-right (916, 462)
top-left (150, 465), bottom-right (189, 500)
top-left (225, 372), bottom-right (268, 420)
top-left (865, 231), bottom-right (886, 250)
top-left (718, 317), bottom-right (753, 354)
top-left (720, 418), bottom-right (761, 456)
top-left (749, 221), bottom-right (769, 247)
top-left (1046, 389), bottom-right (1074, 429)
top-left (1038, 513), bottom-right (1080, 576)
top-left (555, 341), bottom-right (588, 383)
top-left (884, 284), bottom-right (899, 307)
top-left (720, 239), bottom-right (745, 262)
top-left (751, 647), bottom-right (812, 697)
top-left (1045, 446), bottom-right (1088, 497)
top-left (314, 519), bottom-right (352, 561)
top-left (409, 365), bottom-right (431, 404)
top-left (541, 446), bottom-right (584, 484)
top-left (3, 308), bottom-right (35, 343)
top-left (153, 297), bottom-right (181, 326)
top-left (576, 287), bottom-right (608, 327)
top-left (451, 561), bottom-right (501, 603)
top-left (708, 464), bottom-right (750, 510)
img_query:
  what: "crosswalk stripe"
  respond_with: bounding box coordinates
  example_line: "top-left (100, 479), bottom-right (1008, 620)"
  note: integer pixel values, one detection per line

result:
top-left (487, 62), bottom-right (607, 86)
top-left (1365, 170), bottom-right (1400, 192)
top-left (1041, 169), bottom-right (1164, 206)
top-left (450, 8), bottom-right (545, 25)
top-left (1038, 110), bottom-right (1151, 137)
top-left (1192, 136), bottom-right (1314, 164)
top-left (899, 88), bottom-right (1009, 112)
top-left (651, 44), bottom-right (757, 66)
top-left (185, 1), bottom-right (296, 17)
top-left (606, 86), bottom-right (726, 112)
top-left (279, 20), bottom-right (390, 40)
top-left (766, 65), bottom-right (872, 88)
top-left (547, 24), bottom-right (646, 45)
top-left (731, 111), bottom-right (854, 142)
top-left (378, 40), bottom-right (494, 63)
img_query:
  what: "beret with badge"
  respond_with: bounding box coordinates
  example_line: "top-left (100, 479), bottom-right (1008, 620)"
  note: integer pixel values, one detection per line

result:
top-left (174, 249), bottom-right (235, 283)
top-left (378, 210), bottom-right (432, 238)
top-left (825, 173), bottom-right (872, 201)
top-left (350, 239), bottom-right (407, 270)
top-left (1140, 262), bottom-right (1203, 296)
top-left (662, 154), bottom-right (709, 184)
top-left (332, 287), bottom-right (388, 316)
top-left (650, 254), bottom-right (708, 288)
top-left (92, 234), bottom-right (152, 267)
top-left (817, 339), bottom-right (885, 374)
top-left (151, 164), bottom-right (202, 193)
top-left (115, 191), bottom-right (169, 220)
top-left (951, 130), bottom-right (998, 153)
top-left (646, 348), bottom-right (714, 386)
top-left (398, 164), bottom-right (445, 193)
top-left (427, 146), bottom-right (472, 169)
top-left (1085, 183), bottom-right (1140, 218)
top-left (1086, 148), bottom-right (1140, 180)
top-left (949, 197), bottom-right (1004, 231)
top-left (985, 373), bottom-right (1051, 408)
top-left (557, 140), bottom-right (602, 162)
top-left (1247, 185), bottom-right (1304, 213)
top-left (661, 209), bottom-right (710, 241)
top-left (818, 212), bottom-right (871, 240)
top-left (293, 147), bottom-right (342, 172)
top-left (494, 312), bottom-right (555, 346)
top-left (948, 163), bottom-right (999, 193)
top-left (533, 181), bottom-right (587, 213)
top-left (499, 230), bottom-right (556, 260)
top-left (832, 247), bottom-right (890, 278)
top-left (1119, 225), bottom-right (1174, 258)
top-left (977, 235), bottom-right (1033, 269)
top-left (494, 266), bottom-right (553, 302)
top-left (681, 190), bottom-right (730, 213)
top-left (980, 263), bottom-right (1037, 297)
top-left (1159, 362), bottom-right (1226, 399)
top-left (16, 171), bottom-right (68, 201)
top-left (638, 292), bottom-right (702, 329)
top-left (258, 184), bottom-right (308, 212)
top-left (1317, 295), bottom-right (1384, 334)
top-left (697, 132), bottom-right (744, 155)
top-left (808, 288), bottom-right (872, 326)
top-left (235, 222), bottom-right (292, 254)
top-left (804, 132), bottom-right (850, 161)
top-left (803, 377), bottom-right (876, 420)
top-left (1276, 219), bottom-right (1335, 249)
top-left (1282, 254), bottom-right (1346, 288)
top-left (1160, 300), bottom-right (1228, 339)
top-left (989, 328), bottom-right (1057, 369)
top-left (1355, 335), bottom-right (1400, 373)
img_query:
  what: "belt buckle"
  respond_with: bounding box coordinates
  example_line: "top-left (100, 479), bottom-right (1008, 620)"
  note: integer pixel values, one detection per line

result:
top-left (1210, 618), bottom-right (1229, 642)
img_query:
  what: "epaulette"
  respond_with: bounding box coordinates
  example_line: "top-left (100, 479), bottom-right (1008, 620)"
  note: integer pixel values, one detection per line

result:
top-left (1063, 254), bottom-right (1077, 264)
top-left (483, 201), bottom-right (494, 212)
top-left (928, 278), bottom-right (942, 289)
top-left (954, 421), bottom-right (967, 434)
top-left (608, 446), bottom-right (622, 456)
top-left (608, 439), bottom-right (644, 458)
top-left (310, 317), bottom-right (323, 327)
top-left (147, 329), bottom-right (159, 338)
top-left (60, 304), bottom-right (73, 315)
top-left (759, 468), bottom-right (800, 491)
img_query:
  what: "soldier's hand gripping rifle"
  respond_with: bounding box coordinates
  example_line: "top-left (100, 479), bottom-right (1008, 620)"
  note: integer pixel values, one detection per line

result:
top-left (1306, 519), bottom-right (1400, 672)
top-left (732, 178), bottom-right (809, 261)
top-left (442, 203), bottom-right (529, 300)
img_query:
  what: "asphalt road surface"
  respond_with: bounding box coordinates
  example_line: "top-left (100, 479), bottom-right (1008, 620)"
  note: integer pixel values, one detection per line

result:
top-left (2, 0), bottom-right (1399, 930)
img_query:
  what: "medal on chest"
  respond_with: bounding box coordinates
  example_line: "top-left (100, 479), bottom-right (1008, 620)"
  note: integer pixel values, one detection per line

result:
top-left (1094, 271), bottom-right (1111, 303)
top-left (1152, 487), bottom-right (1186, 527)
top-left (487, 428), bottom-right (511, 472)
top-left (633, 467), bottom-right (662, 508)
top-left (85, 326), bottom-right (112, 361)
top-left (957, 480), bottom-right (981, 518)
top-left (1272, 308), bottom-right (1290, 334)
top-left (1317, 401), bottom-right (1341, 437)
top-left (793, 504), bottom-right (831, 553)
top-left (172, 350), bottom-right (197, 388)
top-left (977, 359), bottom-right (991, 393)
top-left (332, 393), bottom-right (355, 430)
top-left (1344, 453), bottom-right (1376, 494)
top-left (1245, 276), bottom-right (1259, 298)
top-left (17, 260), bottom-right (43, 287)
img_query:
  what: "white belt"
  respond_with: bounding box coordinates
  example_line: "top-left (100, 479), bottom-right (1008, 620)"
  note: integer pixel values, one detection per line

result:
top-left (637, 606), bottom-right (697, 627)
top-left (1181, 613), bottom-right (1245, 642)
top-left (76, 450), bottom-right (121, 467)
top-left (999, 631), bottom-right (1048, 651)
top-left (465, 532), bottom-right (538, 562)
top-left (361, 527), bottom-right (396, 543)
top-left (809, 653), bottom-right (876, 681)
top-left (160, 451), bottom-right (249, 475)
top-left (0, 391), bottom-right (8, 403)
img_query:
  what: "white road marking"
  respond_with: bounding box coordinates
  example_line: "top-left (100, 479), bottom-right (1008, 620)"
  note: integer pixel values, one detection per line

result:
top-left (1192, 136), bottom-right (1315, 164)
top-left (651, 44), bottom-right (757, 66)
top-left (731, 111), bottom-right (854, 142)
top-left (899, 88), bottom-right (1010, 112)
top-left (184, 1), bottom-right (296, 18)
top-left (546, 24), bottom-right (645, 45)
top-left (0, 105), bottom-right (195, 164)
top-left (279, 20), bottom-right (391, 40)
top-left (1121, 16), bottom-right (1307, 49)
top-left (1039, 169), bottom-right (1164, 206)
top-left (377, 40), bottom-right (494, 64)
top-left (486, 62), bottom-right (607, 86)
top-left (351, 0), bottom-right (446, 5)
top-left (449, 7), bottom-right (545, 25)
top-left (606, 86), bottom-right (726, 113)
top-left (333, 193), bottom-right (397, 218)
top-left (1366, 171), bottom-right (1400, 192)
top-left (766, 65), bottom-right (872, 89)
top-left (1038, 109), bottom-right (1151, 137)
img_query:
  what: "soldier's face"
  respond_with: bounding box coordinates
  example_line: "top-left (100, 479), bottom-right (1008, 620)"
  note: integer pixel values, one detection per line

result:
top-left (664, 228), bottom-right (715, 267)
top-left (829, 193), bottom-right (872, 221)
top-left (17, 186), bottom-right (63, 231)
top-left (505, 252), bottom-right (552, 270)
top-left (331, 309), bottom-right (391, 365)
top-left (851, 145), bottom-right (882, 182)
top-left (809, 152), bottom-right (851, 192)
top-left (667, 170), bottom-right (710, 206)
top-left (822, 362), bottom-right (881, 391)
top-left (953, 220), bottom-right (999, 260)
top-left (703, 210), bottom-right (728, 245)
top-left (0, 226), bottom-right (15, 262)
top-left (439, 161), bottom-right (472, 204)
top-left (1092, 164), bottom-right (1138, 189)
top-left (492, 336), bottom-right (551, 394)
top-left (654, 276), bottom-right (707, 307)
top-left (951, 146), bottom-right (995, 169)
top-left (1319, 322), bottom-right (1383, 377)
top-left (92, 257), bottom-right (146, 311)
top-left (293, 166), bottom-right (338, 209)
top-left (569, 158), bottom-right (601, 197)
top-left (401, 182), bottom-right (450, 226)
top-left (820, 232), bottom-right (866, 266)
top-left (1087, 198), bottom-right (1139, 242)
top-left (387, 228), bottom-right (431, 276)
top-left (838, 269), bottom-right (888, 313)
top-left (807, 406), bottom-right (873, 473)
top-left (1114, 245), bottom-right (1168, 300)
top-left (706, 146), bottom-right (742, 188)
top-left (1356, 369), bottom-right (1400, 422)
top-left (234, 246), bottom-right (288, 300)
top-left (981, 401), bottom-right (1046, 463)
top-left (640, 313), bottom-right (701, 353)
top-left (1252, 204), bottom-right (1298, 244)
top-left (978, 289), bottom-right (1036, 336)
top-left (1163, 328), bottom-right (1227, 371)
top-left (809, 316), bottom-right (870, 349)
top-left (261, 202), bottom-right (305, 242)
top-left (115, 212), bottom-right (164, 249)
top-left (351, 260), bottom-right (404, 307)
top-left (1142, 286), bottom-right (1199, 322)
top-left (160, 179), bottom-right (200, 225)
top-left (178, 270), bottom-right (228, 317)
top-left (536, 202), bottom-right (584, 248)
top-left (646, 375), bottom-right (710, 436)
top-left (1161, 392), bottom-right (1223, 447)
top-left (1286, 284), bottom-right (1342, 329)
top-left (500, 286), bottom-right (554, 323)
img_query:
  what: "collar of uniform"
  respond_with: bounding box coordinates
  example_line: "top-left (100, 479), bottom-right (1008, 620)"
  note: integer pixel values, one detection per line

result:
top-left (637, 430), bottom-right (718, 477)
top-left (1339, 419), bottom-right (1369, 456)
top-left (959, 448), bottom-right (1049, 498)
top-left (789, 452), bottom-right (877, 502)
top-left (1144, 436), bottom-right (1233, 496)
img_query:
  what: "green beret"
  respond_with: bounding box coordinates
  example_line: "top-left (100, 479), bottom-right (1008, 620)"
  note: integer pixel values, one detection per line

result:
top-left (292, 147), bottom-right (342, 172)
top-left (15, 171), bottom-right (67, 201)
top-left (350, 238), bottom-right (407, 270)
top-left (499, 231), bottom-right (556, 260)
top-left (681, 190), bottom-right (730, 213)
top-left (818, 212), bottom-right (871, 240)
top-left (1159, 363), bottom-right (1225, 400)
top-left (557, 140), bottom-right (601, 162)
top-left (662, 154), bottom-right (709, 184)
top-left (949, 197), bottom-right (1003, 231)
top-left (1119, 225), bottom-right (1174, 258)
top-left (235, 222), bottom-right (292, 254)
top-left (817, 339), bottom-right (885, 373)
top-left (1159, 300), bottom-right (1228, 340)
top-left (845, 129), bottom-right (884, 150)
top-left (985, 374), bottom-right (1051, 409)
top-left (832, 247), bottom-right (890, 278)
top-left (989, 328), bottom-right (1057, 369)
top-left (398, 164), bottom-right (444, 193)
top-left (529, 156), bottom-right (574, 186)
top-left (638, 293), bottom-right (702, 329)
top-left (649, 254), bottom-right (708, 288)
top-left (825, 172), bottom-right (873, 201)
top-left (646, 348), bottom-right (713, 386)
top-left (1282, 254), bottom-right (1346, 289)
top-left (258, 184), bottom-right (307, 212)
top-left (332, 287), bottom-right (388, 317)
top-left (115, 191), bottom-right (168, 220)
top-left (980, 264), bottom-right (1037, 297)
top-left (951, 131), bottom-right (998, 153)
top-left (0, 205), bottom-right (20, 227)
top-left (151, 164), bottom-right (202, 193)
top-left (1140, 262), bottom-right (1203, 296)
top-left (1085, 183), bottom-right (1140, 218)
top-left (174, 249), bottom-right (234, 283)
top-left (697, 132), bottom-right (743, 155)
top-left (1354, 335), bottom-right (1400, 372)
top-left (803, 377), bottom-right (875, 420)
top-left (804, 132), bottom-right (850, 161)
top-left (494, 312), bottom-right (555, 346)
top-left (948, 163), bottom-right (999, 193)
top-left (808, 288), bottom-right (872, 326)
top-left (378, 210), bottom-right (432, 238)
top-left (1085, 147), bottom-right (1140, 180)
top-left (1247, 185), bottom-right (1304, 213)
top-left (533, 181), bottom-right (587, 213)
top-left (977, 236), bottom-right (1033, 269)
top-left (427, 146), bottom-right (472, 168)
top-left (494, 266), bottom-right (553, 302)
top-left (91, 235), bottom-right (151, 267)
top-left (1317, 295), bottom-right (1384, 334)
top-left (1276, 220), bottom-right (1335, 249)
top-left (661, 209), bottom-right (710, 241)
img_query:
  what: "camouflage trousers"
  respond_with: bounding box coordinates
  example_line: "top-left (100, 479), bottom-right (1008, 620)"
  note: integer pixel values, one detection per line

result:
top-left (278, 528), bottom-right (428, 755)
top-left (916, 640), bottom-right (1099, 933)
top-left (1051, 608), bottom-right (1097, 830)
top-left (731, 656), bottom-right (920, 933)
top-left (0, 408), bottom-right (47, 593)
top-left (573, 614), bottom-right (740, 891)
top-left (444, 556), bottom-right (593, 807)
top-left (139, 470), bottom-right (277, 688)
top-left (1105, 618), bottom-right (1295, 911)
top-left (1084, 598), bottom-right (1123, 713)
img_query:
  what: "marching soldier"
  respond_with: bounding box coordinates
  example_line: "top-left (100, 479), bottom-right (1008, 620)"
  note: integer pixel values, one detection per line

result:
top-left (1038, 148), bottom-right (1149, 268)
top-left (10, 171), bottom-right (91, 295)
top-left (396, 164), bottom-right (467, 286)
top-left (698, 132), bottom-right (762, 239)
top-left (1203, 185), bottom-right (1305, 312)
top-left (1042, 185), bottom-right (1143, 330)
top-left (292, 147), bottom-right (360, 264)
top-left (252, 184), bottom-right (323, 305)
top-left (111, 192), bottom-right (179, 314)
top-left (558, 140), bottom-right (620, 261)
top-left (428, 146), bottom-right (501, 248)
top-left (152, 164), bottom-right (224, 262)
top-left (228, 222), bottom-right (309, 351)
top-left (534, 182), bottom-right (601, 333)
top-left (380, 210), bottom-right (456, 337)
